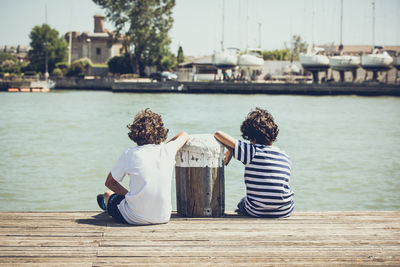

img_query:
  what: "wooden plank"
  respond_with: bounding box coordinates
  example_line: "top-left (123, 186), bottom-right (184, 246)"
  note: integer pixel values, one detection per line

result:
top-left (0, 211), bottom-right (398, 266)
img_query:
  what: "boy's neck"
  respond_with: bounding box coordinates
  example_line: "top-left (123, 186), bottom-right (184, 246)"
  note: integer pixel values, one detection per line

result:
top-left (250, 140), bottom-right (272, 146)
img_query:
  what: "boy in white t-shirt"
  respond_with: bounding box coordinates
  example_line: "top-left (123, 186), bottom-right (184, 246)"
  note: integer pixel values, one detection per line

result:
top-left (97, 108), bottom-right (188, 225)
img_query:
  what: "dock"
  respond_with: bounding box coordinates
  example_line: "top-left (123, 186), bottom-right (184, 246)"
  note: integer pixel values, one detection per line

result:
top-left (112, 81), bottom-right (400, 96)
top-left (0, 211), bottom-right (399, 266)
top-left (2, 78), bottom-right (400, 96)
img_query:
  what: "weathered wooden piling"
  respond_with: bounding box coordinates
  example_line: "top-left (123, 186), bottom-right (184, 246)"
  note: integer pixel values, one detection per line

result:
top-left (175, 134), bottom-right (225, 217)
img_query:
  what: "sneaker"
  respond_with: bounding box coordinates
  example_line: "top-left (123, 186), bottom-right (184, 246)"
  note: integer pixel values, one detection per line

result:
top-left (97, 194), bottom-right (106, 211)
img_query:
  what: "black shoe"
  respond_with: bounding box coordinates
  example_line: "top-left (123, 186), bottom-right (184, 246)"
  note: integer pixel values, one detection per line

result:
top-left (97, 194), bottom-right (106, 211)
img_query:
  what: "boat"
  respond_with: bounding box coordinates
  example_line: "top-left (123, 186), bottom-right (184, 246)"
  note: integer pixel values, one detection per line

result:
top-left (299, 2), bottom-right (329, 74)
top-left (361, 47), bottom-right (393, 71)
top-left (212, 0), bottom-right (238, 70)
top-left (8, 79), bottom-right (55, 93)
top-left (299, 47), bottom-right (330, 71)
top-left (238, 48), bottom-right (264, 69)
top-left (360, 1), bottom-right (393, 73)
top-left (330, 55), bottom-right (360, 72)
top-left (31, 79), bottom-right (55, 91)
top-left (329, 0), bottom-right (360, 75)
top-left (212, 48), bottom-right (238, 69)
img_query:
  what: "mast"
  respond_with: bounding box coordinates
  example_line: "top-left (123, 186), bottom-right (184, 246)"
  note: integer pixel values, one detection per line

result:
top-left (339, 0), bottom-right (344, 54)
top-left (258, 22), bottom-right (262, 49)
top-left (45, 3), bottom-right (48, 24)
top-left (68, 9), bottom-right (72, 65)
top-left (372, 0), bottom-right (375, 47)
top-left (312, 0), bottom-right (315, 49)
top-left (221, 0), bottom-right (225, 51)
top-left (340, 0), bottom-right (343, 46)
top-left (68, 31), bottom-right (72, 66)
top-left (246, 0), bottom-right (249, 51)
top-left (237, 0), bottom-right (241, 49)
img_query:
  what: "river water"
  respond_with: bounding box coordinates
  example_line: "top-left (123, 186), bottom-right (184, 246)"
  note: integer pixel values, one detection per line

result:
top-left (0, 90), bottom-right (399, 212)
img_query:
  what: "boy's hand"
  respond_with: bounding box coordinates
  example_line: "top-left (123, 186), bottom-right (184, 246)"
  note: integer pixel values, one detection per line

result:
top-left (224, 148), bottom-right (233, 166)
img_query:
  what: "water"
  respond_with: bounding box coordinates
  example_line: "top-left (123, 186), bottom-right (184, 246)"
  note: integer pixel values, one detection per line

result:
top-left (0, 91), bottom-right (399, 212)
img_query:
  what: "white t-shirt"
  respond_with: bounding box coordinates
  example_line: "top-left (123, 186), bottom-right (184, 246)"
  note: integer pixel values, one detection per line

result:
top-left (110, 141), bottom-right (180, 225)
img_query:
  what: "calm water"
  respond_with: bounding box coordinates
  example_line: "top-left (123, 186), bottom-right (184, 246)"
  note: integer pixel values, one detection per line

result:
top-left (0, 91), bottom-right (399, 212)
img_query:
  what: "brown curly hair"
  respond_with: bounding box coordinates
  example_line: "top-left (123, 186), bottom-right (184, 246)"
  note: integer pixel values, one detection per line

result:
top-left (127, 108), bottom-right (169, 145)
top-left (240, 107), bottom-right (279, 145)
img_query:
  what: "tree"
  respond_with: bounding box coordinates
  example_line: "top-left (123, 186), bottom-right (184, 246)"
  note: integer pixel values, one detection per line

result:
top-left (159, 51), bottom-right (177, 71)
top-left (0, 52), bottom-right (21, 74)
top-left (262, 49), bottom-right (290, 61)
top-left (66, 61), bottom-right (85, 77)
top-left (289, 35), bottom-right (308, 61)
top-left (93, 0), bottom-right (175, 77)
top-left (27, 24), bottom-right (68, 74)
top-left (177, 46), bottom-right (184, 64)
top-left (108, 55), bottom-right (133, 74)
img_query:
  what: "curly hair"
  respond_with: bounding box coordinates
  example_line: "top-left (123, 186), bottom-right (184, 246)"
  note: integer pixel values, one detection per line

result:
top-left (127, 108), bottom-right (169, 146)
top-left (240, 107), bottom-right (279, 145)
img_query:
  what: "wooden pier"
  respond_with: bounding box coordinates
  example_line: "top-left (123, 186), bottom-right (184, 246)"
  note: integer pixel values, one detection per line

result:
top-left (0, 211), bottom-right (399, 266)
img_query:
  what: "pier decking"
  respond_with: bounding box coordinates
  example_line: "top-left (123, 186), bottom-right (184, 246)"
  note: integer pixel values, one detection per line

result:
top-left (0, 211), bottom-right (399, 266)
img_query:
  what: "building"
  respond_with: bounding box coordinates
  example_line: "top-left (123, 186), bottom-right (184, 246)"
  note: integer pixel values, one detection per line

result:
top-left (64, 15), bottom-right (124, 65)
top-left (178, 55), bottom-right (217, 81)
top-left (318, 44), bottom-right (400, 56)
top-left (1, 45), bottom-right (30, 62)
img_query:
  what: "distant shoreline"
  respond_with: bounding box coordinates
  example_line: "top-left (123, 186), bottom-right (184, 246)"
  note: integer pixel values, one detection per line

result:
top-left (1, 77), bottom-right (400, 96)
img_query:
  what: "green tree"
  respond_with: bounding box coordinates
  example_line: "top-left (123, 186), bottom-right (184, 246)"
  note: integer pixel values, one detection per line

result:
top-left (27, 24), bottom-right (68, 74)
top-left (177, 46), bottom-right (184, 64)
top-left (93, 0), bottom-right (175, 77)
top-left (262, 49), bottom-right (290, 61)
top-left (159, 51), bottom-right (177, 71)
top-left (0, 52), bottom-right (22, 74)
top-left (289, 35), bottom-right (308, 61)
top-left (66, 61), bottom-right (85, 77)
top-left (108, 55), bottom-right (133, 74)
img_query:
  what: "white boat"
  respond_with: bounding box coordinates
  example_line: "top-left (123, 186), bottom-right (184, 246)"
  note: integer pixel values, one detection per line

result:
top-left (238, 49), bottom-right (264, 69)
top-left (361, 47), bottom-right (393, 71)
top-left (30, 79), bottom-right (55, 92)
top-left (212, 49), bottom-right (238, 69)
top-left (329, 0), bottom-right (360, 73)
top-left (8, 79), bottom-right (55, 93)
top-left (299, 1), bottom-right (329, 73)
top-left (212, 0), bottom-right (238, 70)
top-left (299, 47), bottom-right (330, 71)
top-left (360, 1), bottom-right (393, 72)
top-left (330, 55), bottom-right (360, 71)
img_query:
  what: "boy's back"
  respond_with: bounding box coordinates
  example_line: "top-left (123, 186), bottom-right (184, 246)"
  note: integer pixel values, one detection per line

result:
top-left (98, 108), bottom-right (188, 225)
top-left (111, 142), bottom-right (179, 225)
top-left (214, 107), bottom-right (294, 218)
top-left (234, 140), bottom-right (294, 218)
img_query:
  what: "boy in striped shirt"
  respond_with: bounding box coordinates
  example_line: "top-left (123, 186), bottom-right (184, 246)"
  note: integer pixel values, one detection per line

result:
top-left (214, 107), bottom-right (294, 218)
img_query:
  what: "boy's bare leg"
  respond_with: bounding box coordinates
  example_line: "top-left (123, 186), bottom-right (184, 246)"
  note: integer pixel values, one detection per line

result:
top-left (103, 190), bottom-right (115, 208)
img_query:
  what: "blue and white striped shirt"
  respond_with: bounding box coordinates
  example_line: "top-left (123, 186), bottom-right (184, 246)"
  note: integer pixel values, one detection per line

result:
top-left (234, 140), bottom-right (294, 218)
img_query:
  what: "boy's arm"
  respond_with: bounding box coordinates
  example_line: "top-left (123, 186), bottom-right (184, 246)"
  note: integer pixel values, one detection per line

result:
top-left (214, 131), bottom-right (236, 149)
top-left (214, 131), bottom-right (236, 166)
top-left (167, 131), bottom-right (189, 150)
top-left (105, 172), bottom-right (129, 196)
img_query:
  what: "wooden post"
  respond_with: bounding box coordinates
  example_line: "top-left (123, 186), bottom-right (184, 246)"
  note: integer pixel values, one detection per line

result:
top-left (175, 134), bottom-right (225, 217)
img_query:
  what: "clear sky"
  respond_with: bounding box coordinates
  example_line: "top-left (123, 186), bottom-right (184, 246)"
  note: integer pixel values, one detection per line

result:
top-left (0, 0), bottom-right (399, 57)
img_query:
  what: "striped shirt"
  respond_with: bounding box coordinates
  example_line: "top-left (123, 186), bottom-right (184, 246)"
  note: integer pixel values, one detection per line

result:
top-left (234, 140), bottom-right (294, 218)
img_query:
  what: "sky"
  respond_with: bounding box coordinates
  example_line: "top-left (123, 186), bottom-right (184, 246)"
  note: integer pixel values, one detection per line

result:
top-left (0, 0), bottom-right (399, 57)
